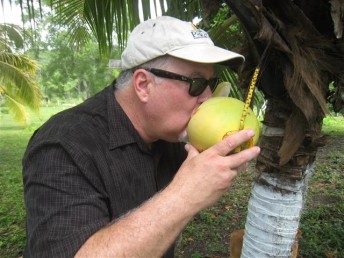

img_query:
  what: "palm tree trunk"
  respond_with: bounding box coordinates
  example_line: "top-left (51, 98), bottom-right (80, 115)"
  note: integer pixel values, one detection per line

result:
top-left (242, 156), bottom-right (313, 257)
top-left (240, 98), bottom-right (325, 257)
top-left (223, 1), bottom-right (343, 256)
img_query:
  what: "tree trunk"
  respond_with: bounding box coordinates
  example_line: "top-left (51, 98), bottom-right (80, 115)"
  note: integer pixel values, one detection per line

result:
top-left (224, 1), bottom-right (343, 256)
top-left (82, 79), bottom-right (91, 100)
top-left (242, 172), bottom-right (307, 257)
top-left (241, 98), bottom-right (323, 257)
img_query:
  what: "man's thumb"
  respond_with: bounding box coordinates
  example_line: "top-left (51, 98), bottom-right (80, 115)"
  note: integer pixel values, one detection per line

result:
top-left (184, 143), bottom-right (199, 159)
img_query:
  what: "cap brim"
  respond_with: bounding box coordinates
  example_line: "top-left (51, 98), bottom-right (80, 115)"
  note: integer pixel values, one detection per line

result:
top-left (167, 44), bottom-right (245, 69)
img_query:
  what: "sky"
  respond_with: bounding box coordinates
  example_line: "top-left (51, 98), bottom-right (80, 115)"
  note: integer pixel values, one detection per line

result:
top-left (0, 1), bottom-right (23, 25)
top-left (1, 0), bottom-right (200, 25)
top-left (0, 0), bottom-right (165, 25)
top-left (0, 0), bottom-right (200, 37)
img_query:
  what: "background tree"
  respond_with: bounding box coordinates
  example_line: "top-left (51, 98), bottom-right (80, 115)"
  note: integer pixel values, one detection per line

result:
top-left (33, 31), bottom-right (117, 104)
top-left (6, 0), bottom-right (121, 107)
top-left (0, 23), bottom-right (40, 124)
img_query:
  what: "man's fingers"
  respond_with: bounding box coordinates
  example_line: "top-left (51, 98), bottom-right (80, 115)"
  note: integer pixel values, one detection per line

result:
top-left (211, 129), bottom-right (256, 157)
top-left (226, 146), bottom-right (260, 169)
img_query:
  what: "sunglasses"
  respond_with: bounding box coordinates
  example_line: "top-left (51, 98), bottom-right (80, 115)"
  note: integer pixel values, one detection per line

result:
top-left (139, 68), bottom-right (220, 97)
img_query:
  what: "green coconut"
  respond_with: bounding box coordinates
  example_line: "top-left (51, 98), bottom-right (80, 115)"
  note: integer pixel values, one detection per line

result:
top-left (187, 97), bottom-right (260, 152)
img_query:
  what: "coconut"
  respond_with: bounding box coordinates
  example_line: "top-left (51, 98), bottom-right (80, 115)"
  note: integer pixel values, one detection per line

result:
top-left (187, 97), bottom-right (260, 152)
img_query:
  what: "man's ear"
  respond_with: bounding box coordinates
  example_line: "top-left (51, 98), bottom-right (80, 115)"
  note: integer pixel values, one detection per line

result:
top-left (132, 69), bottom-right (151, 102)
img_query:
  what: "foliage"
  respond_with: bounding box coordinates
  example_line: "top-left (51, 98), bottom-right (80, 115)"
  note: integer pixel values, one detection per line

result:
top-left (11, 0), bottom-right (265, 110)
top-left (0, 23), bottom-right (25, 51)
top-left (16, 1), bottom-right (241, 60)
top-left (31, 32), bottom-right (116, 102)
top-left (8, 2), bottom-right (119, 103)
top-left (0, 23), bottom-right (41, 124)
top-left (201, 4), bottom-right (244, 51)
top-left (17, 0), bottom-right (205, 57)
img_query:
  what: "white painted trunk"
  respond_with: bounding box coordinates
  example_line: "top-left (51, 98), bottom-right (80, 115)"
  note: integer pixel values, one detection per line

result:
top-left (241, 127), bottom-right (315, 258)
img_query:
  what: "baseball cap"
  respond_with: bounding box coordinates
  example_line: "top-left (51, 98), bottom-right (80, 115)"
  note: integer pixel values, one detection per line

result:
top-left (119, 16), bottom-right (244, 70)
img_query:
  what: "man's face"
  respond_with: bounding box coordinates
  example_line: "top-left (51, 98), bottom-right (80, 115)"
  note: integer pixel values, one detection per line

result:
top-left (145, 58), bottom-right (215, 142)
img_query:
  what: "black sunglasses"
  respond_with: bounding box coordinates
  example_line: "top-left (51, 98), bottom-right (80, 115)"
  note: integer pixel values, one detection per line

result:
top-left (138, 68), bottom-right (220, 97)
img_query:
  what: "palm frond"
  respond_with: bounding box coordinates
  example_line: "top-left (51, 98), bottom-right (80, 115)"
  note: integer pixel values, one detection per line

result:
top-left (0, 84), bottom-right (31, 124)
top-left (0, 23), bottom-right (31, 54)
top-left (209, 16), bottom-right (234, 42)
top-left (0, 51), bottom-right (38, 74)
top-left (0, 52), bottom-right (41, 111)
top-left (0, 38), bottom-right (13, 52)
top-left (127, 0), bottom-right (141, 29)
top-left (83, 0), bottom-right (114, 56)
top-left (165, 0), bottom-right (203, 21)
top-left (17, 0), bottom-right (206, 57)
top-left (0, 23), bottom-right (25, 48)
top-left (68, 26), bottom-right (92, 51)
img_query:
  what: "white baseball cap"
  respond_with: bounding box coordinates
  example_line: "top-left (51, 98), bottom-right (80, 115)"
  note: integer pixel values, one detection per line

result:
top-left (119, 16), bottom-right (244, 69)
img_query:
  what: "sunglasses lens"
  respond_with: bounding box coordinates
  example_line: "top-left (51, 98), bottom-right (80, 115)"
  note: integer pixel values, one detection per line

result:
top-left (189, 80), bottom-right (207, 96)
top-left (209, 78), bottom-right (220, 92)
top-left (189, 78), bottom-right (219, 96)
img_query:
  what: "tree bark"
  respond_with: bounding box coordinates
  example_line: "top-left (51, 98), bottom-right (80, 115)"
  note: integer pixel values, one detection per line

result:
top-left (242, 171), bottom-right (307, 257)
top-left (241, 98), bottom-right (322, 257)
top-left (225, 1), bottom-right (343, 256)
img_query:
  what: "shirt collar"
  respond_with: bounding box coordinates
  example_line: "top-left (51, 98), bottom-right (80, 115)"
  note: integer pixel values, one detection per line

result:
top-left (107, 84), bottom-right (151, 153)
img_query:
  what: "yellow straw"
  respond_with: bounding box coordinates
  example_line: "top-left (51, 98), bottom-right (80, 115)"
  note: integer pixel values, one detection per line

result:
top-left (239, 67), bottom-right (260, 131)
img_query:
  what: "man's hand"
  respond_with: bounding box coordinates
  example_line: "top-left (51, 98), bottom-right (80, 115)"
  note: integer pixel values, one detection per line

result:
top-left (170, 129), bottom-right (260, 213)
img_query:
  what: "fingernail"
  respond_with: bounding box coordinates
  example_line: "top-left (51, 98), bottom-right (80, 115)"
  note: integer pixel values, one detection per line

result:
top-left (184, 144), bottom-right (191, 151)
top-left (248, 130), bottom-right (255, 138)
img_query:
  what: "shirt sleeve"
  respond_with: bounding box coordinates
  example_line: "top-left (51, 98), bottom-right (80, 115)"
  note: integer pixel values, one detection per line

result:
top-left (23, 142), bottom-right (110, 258)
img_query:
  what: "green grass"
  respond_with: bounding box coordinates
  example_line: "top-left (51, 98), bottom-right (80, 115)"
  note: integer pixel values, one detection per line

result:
top-left (322, 115), bottom-right (344, 136)
top-left (0, 106), bottom-right (73, 258)
top-left (0, 128), bottom-right (29, 257)
top-left (0, 109), bottom-right (343, 258)
top-left (298, 122), bottom-right (344, 258)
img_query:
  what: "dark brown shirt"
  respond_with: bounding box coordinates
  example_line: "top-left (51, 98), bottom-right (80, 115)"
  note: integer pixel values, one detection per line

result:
top-left (22, 84), bottom-right (186, 257)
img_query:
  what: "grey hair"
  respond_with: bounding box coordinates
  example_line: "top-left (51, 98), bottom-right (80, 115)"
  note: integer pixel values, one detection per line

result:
top-left (115, 70), bottom-right (134, 90)
top-left (115, 55), bottom-right (173, 90)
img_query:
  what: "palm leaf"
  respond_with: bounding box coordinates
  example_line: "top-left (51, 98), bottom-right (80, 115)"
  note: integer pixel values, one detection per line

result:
top-left (0, 52), bottom-right (41, 111)
top-left (50, 0), bottom-right (93, 51)
top-left (0, 84), bottom-right (30, 124)
top-left (0, 38), bottom-right (12, 52)
top-left (165, 0), bottom-right (203, 21)
top-left (0, 23), bottom-right (25, 49)
top-left (19, 0), bottom-right (205, 57)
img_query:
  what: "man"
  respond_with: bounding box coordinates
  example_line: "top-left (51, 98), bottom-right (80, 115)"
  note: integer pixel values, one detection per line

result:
top-left (22, 16), bottom-right (260, 257)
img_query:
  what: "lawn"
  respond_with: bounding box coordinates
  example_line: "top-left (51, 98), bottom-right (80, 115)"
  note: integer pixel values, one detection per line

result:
top-left (0, 107), bottom-right (343, 258)
top-left (0, 106), bottom-right (70, 257)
